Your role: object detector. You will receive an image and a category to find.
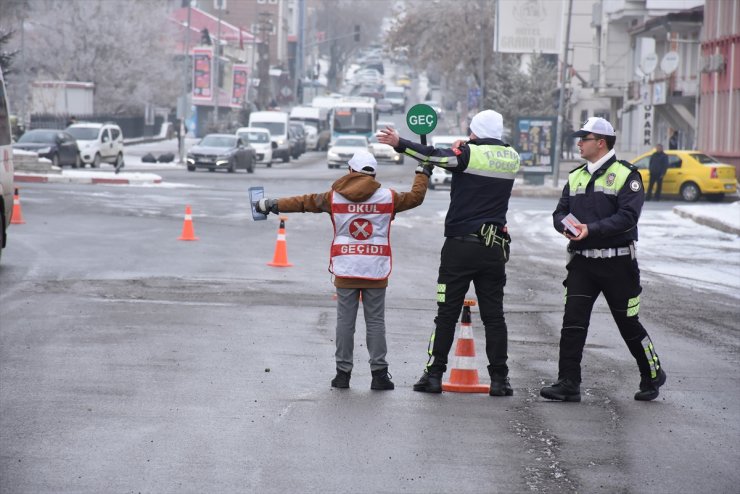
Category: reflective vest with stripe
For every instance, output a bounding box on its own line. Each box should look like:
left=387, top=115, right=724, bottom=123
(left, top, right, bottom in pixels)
left=466, top=144, right=521, bottom=179
left=329, top=188, right=393, bottom=280
left=568, top=160, right=632, bottom=197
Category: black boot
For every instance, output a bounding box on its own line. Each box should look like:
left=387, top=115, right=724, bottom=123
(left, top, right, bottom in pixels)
left=331, top=369, right=351, bottom=389
left=490, top=376, right=513, bottom=397
left=540, top=378, right=581, bottom=402
left=413, top=370, right=442, bottom=393
left=370, top=368, right=395, bottom=390
left=634, top=368, right=666, bottom=401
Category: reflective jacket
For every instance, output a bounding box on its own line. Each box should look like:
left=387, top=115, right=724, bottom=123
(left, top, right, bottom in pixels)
left=553, top=154, right=644, bottom=250
left=330, top=188, right=393, bottom=280
left=396, top=137, right=520, bottom=236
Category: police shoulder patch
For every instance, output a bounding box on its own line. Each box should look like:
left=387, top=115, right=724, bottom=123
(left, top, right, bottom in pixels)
left=629, top=179, right=641, bottom=192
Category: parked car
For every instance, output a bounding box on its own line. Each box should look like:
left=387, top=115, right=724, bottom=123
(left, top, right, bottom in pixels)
left=65, top=121, right=123, bottom=168
left=13, top=129, right=80, bottom=168
left=327, top=136, right=370, bottom=169
left=186, top=134, right=255, bottom=173
left=376, top=99, right=394, bottom=114
left=630, top=149, right=737, bottom=202
left=427, top=135, right=466, bottom=190
left=0, top=65, right=14, bottom=264
left=396, top=74, right=412, bottom=87
left=235, top=127, right=274, bottom=167
left=368, top=134, right=403, bottom=165
left=289, top=122, right=307, bottom=158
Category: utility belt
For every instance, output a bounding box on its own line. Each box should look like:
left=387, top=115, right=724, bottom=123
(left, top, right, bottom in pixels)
left=451, top=223, right=511, bottom=261
left=571, top=243, right=635, bottom=259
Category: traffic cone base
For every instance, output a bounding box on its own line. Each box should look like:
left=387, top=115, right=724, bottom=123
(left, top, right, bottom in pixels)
left=11, top=188, right=25, bottom=225
left=178, top=205, right=199, bottom=241
left=268, top=216, right=292, bottom=267
left=442, top=300, right=490, bottom=394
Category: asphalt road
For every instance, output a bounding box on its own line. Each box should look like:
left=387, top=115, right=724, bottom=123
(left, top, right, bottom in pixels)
left=1, top=139, right=738, bottom=493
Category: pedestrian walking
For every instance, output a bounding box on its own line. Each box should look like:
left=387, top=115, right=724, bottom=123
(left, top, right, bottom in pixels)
left=377, top=109, right=521, bottom=396
left=646, top=144, right=669, bottom=201
left=540, top=117, right=666, bottom=402
left=255, top=150, right=429, bottom=390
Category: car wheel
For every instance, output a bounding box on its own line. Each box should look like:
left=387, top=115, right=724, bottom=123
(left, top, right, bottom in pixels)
left=429, top=182, right=436, bottom=190
left=114, top=153, right=124, bottom=170
left=92, top=153, right=101, bottom=168
left=73, top=153, right=81, bottom=169
left=227, top=159, right=235, bottom=173
left=208, top=167, right=215, bottom=172
left=680, top=182, right=700, bottom=202
left=266, top=161, right=272, bottom=168
left=51, top=153, right=60, bottom=168
left=282, top=153, right=290, bottom=163
left=187, top=165, right=196, bottom=172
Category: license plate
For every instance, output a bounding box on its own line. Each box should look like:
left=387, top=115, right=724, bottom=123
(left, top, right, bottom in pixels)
left=725, top=184, right=734, bottom=190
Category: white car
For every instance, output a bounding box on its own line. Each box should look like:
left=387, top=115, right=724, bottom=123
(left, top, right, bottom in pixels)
left=0, top=66, right=13, bottom=264
left=428, top=135, right=466, bottom=190
left=66, top=121, right=124, bottom=168
left=327, top=136, right=371, bottom=169
left=236, top=127, right=273, bottom=167
left=368, top=134, right=403, bottom=165
left=302, top=123, right=319, bottom=151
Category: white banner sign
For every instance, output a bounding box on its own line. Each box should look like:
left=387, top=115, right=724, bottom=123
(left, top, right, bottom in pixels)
left=497, top=0, right=564, bottom=54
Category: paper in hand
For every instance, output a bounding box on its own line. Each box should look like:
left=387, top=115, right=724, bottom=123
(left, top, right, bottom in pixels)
left=561, top=213, right=581, bottom=236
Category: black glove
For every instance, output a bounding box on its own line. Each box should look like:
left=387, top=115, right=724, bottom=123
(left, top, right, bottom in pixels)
left=415, top=163, right=434, bottom=177
left=256, top=198, right=279, bottom=215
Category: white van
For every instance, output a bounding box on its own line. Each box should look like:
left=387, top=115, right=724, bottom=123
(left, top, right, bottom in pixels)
left=0, top=66, right=14, bottom=263
left=290, top=105, right=330, bottom=151
left=235, top=127, right=273, bottom=167
left=248, top=111, right=290, bottom=163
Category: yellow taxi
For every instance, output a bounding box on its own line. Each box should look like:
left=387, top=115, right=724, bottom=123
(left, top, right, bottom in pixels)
left=396, top=74, right=411, bottom=87
left=630, top=149, right=737, bottom=202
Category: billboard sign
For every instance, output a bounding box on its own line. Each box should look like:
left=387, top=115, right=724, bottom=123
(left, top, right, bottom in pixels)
left=515, top=117, right=556, bottom=174
left=497, top=0, right=563, bottom=54
left=232, top=64, right=249, bottom=107
left=192, top=47, right=213, bottom=102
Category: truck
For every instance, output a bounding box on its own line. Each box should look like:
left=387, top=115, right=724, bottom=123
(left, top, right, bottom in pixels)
left=248, top=111, right=291, bottom=163
left=290, top=106, right=330, bottom=151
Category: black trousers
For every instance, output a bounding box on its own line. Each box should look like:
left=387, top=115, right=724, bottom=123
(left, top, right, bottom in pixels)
left=428, top=237, right=509, bottom=376
left=558, top=254, right=661, bottom=383
left=646, top=174, right=664, bottom=200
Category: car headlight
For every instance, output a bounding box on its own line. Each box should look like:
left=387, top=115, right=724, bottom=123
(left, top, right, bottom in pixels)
left=37, top=147, right=51, bottom=154
left=327, top=151, right=338, bottom=160
left=277, top=139, right=284, bottom=146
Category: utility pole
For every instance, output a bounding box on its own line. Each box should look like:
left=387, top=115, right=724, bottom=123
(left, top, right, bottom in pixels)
left=552, top=0, right=574, bottom=187
left=256, top=12, right=273, bottom=110
left=292, top=0, right=305, bottom=106
left=179, top=3, right=192, bottom=163
left=212, top=3, right=223, bottom=129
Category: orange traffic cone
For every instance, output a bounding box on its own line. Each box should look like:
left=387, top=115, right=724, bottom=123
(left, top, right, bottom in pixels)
left=268, top=216, right=293, bottom=267
left=11, top=188, right=25, bottom=225
left=177, top=205, right=199, bottom=241
left=442, top=300, right=490, bottom=393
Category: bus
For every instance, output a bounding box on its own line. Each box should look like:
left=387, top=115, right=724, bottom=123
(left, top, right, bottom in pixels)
left=330, top=97, right=376, bottom=143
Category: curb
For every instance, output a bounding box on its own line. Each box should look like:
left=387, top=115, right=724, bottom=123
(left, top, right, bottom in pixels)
left=14, top=172, right=162, bottom=185
left=673, top=206, right=740, bottom=235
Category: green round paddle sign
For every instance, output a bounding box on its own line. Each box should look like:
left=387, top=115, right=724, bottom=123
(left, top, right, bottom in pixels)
left=406, top=103, right=438, bottom=135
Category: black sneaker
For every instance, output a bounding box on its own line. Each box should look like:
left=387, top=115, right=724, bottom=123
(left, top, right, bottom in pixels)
left=490, top=376, right=513, bottom=397
left=331, top=369, right=351, bottom=389
left=370, top=368, right=395, bottom=390
left=540, top=379, right=581, bottom=402
left=634, top=368, right=666, bottom=401
left=413, top=370, right=442, bottom=393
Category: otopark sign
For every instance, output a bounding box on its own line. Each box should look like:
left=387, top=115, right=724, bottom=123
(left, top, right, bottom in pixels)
left=406, top=104, right=438, bottom=141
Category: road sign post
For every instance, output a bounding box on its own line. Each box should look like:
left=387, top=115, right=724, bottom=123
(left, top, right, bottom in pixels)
left=406, top=103, right=437, bottom=145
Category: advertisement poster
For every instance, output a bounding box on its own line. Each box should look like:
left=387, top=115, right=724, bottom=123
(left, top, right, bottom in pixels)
left=515, top=117, right=556, bottom=173
left=231, top=64, right=249, bottom=107
left=496, top=0, right=563, bottom=54
left=192, top=47, right=213, bottom=102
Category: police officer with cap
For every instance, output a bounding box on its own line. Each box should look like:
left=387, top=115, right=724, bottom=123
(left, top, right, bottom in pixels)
left=378, top=109, right=520, bottom=397
left=540, top=117, right=667, bottom=402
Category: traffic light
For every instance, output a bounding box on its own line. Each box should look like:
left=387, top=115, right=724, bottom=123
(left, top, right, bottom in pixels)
left=354, top=25, right=360, bottom=42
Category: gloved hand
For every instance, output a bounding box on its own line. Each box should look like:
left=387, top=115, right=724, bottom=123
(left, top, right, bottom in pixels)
left=256, top=198, right=279, bottom=215
left=415, top=163, right=434, bottom=177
